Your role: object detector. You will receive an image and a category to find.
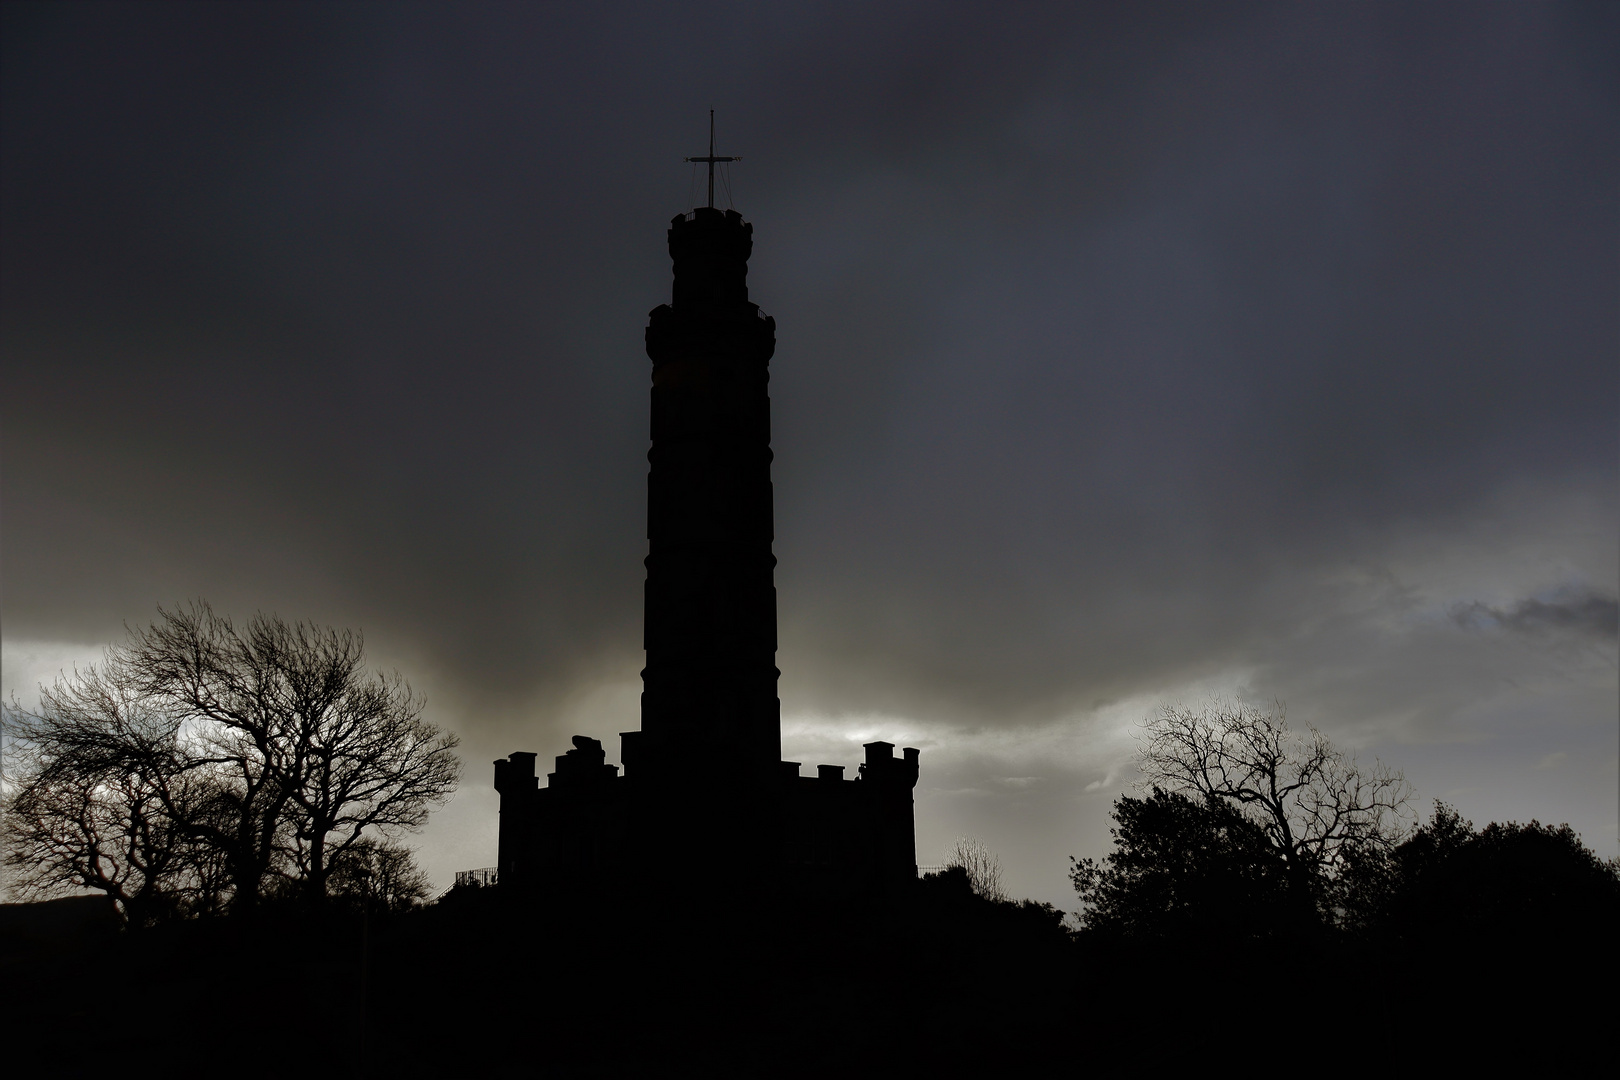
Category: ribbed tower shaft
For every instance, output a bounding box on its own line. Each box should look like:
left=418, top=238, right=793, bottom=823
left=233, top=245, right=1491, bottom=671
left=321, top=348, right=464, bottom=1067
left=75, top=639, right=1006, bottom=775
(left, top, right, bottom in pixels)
left=638, top=206, right=780, bottom=782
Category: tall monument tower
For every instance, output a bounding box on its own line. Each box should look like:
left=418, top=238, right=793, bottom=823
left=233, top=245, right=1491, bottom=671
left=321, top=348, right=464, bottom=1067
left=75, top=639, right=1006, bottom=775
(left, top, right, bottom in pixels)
left=489, top=124, right=918, bottom=900
left=628, top=206, right=781, bottom=783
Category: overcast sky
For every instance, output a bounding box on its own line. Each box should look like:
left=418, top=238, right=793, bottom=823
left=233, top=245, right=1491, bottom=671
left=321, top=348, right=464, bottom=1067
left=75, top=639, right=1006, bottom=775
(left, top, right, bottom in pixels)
left=4, top=1, right=1615, bottom=907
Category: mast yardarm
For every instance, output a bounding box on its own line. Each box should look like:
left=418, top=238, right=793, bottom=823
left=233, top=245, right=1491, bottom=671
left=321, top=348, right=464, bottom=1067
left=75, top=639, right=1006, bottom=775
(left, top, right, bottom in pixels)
left=684, top=109, right=739, bottom=210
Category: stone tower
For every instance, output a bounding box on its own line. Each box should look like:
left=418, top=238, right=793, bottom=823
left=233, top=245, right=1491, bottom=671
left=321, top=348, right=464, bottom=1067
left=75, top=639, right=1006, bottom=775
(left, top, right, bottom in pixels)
left=490, top=202, right=918, bottom=902
left=625, top=206, right=781, bottom=784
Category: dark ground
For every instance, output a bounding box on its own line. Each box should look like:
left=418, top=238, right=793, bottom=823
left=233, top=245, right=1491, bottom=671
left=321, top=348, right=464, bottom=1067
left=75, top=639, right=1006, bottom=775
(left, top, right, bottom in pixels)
left=2, top=877, right=1610, bottom=1076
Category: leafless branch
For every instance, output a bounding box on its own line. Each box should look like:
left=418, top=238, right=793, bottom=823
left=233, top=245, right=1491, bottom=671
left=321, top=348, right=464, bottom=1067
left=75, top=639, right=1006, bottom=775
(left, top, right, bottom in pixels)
left=3, top=601, right=461, bottom=918
left=1136, top=701, right=1414, bottom=906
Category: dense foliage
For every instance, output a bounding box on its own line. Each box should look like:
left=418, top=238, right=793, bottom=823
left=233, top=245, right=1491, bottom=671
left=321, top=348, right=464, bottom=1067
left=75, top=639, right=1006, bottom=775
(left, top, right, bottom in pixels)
left=1137, top=702, right=1411, bottom=912
left=1070, top=788, right=1297, bottom=940
left=1337, top=802, right=1620, bottom=951
left=1074, top=791, right=1620, bottom=952
left=1073, top=703, right=1617, bottom=953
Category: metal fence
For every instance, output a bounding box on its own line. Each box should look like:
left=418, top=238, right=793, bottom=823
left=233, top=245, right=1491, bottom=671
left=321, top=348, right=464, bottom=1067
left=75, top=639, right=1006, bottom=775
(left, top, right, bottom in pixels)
left=454, top=867, right=498, bottom=888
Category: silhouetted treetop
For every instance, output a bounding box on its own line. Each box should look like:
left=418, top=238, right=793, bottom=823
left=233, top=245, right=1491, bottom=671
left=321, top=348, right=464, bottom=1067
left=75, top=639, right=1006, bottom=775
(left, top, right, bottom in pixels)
left=1339, top=801, right=1620, bottom=951
left=1136, top=701, right=1412, bottom=921
left=1071, top=788, right=1293, bottom=941
left=3, top=602, right=458, bottom=921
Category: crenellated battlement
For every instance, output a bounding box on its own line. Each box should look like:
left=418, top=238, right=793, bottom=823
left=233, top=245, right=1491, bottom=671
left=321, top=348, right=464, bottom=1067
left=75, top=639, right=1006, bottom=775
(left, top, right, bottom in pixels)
left=646, top=205, right=775, bottom=372
left=549, top=735, right=620, bottom=789
left=665, top=206, right=755, bottom=313
left=858, top=741, right=922, bottom=790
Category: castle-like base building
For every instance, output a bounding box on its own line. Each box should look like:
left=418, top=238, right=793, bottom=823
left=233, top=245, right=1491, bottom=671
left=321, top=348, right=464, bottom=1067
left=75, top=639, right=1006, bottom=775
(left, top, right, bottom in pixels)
left=493, top=206, right=918, bottom=900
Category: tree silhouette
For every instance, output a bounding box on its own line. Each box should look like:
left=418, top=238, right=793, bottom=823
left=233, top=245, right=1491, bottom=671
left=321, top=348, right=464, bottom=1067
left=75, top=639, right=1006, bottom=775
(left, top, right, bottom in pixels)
left=1137, top=701, right=1412, bottom=923
left=946, top=837, right=1007, bottom=903
left=1340, top=801, right=1620, bottom=953
left=1070, top=788, right=1293, bottom=941
left=4, top=602, right=458, bottom=917
left=325, top=836, right=433, bottom=914
left=124, top=602, right=460, bottom=910
left=3, top=665, right=219, bottom=924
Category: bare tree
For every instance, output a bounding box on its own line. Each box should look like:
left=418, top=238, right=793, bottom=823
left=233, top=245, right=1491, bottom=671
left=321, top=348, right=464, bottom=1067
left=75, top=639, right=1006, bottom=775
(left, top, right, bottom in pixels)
left=326, top=836, right=433, bottom=914
left=118, top=604, right=304, bottom=910
left=126, top=602, right=462, bottom=910
left=946, top=836, right=1007, bottom=903
left=2, top=665, right=218, bottom=925
left=1137, top=701, right=1413, bottom=919
left=282, top=669, right=458, bottom=906
left=4, top=602, right=461, bottom=917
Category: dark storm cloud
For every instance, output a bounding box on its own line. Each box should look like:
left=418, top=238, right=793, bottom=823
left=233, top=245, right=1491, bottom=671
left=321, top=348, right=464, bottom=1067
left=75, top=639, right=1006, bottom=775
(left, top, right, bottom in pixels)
left=764, top=2, right=1619, bottom=722
left=4, top=0, right=1616, bottom=751
left=1453, top=590, right=1620, bottom=640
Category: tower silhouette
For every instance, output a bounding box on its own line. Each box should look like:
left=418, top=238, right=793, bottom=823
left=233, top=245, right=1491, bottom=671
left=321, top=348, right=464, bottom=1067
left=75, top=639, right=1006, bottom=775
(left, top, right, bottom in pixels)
left=492, top=162, right=918, bottom=901
left=630, top=207, right=781, bottom=783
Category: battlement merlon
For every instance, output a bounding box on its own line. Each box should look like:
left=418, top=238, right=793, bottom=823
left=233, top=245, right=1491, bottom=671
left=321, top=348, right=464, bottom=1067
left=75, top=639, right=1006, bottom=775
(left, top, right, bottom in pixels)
left=857, top=742, right=921, bottom=789
left=549, top=735, right=621, bottom=789
left=492, top=752, right=539, bottom=888
left=493, top=752, right=538, bottom=796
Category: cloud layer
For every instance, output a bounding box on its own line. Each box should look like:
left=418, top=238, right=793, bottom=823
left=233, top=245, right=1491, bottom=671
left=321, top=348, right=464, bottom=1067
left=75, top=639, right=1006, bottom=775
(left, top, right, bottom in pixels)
left=4, top=2, right=1615, bottom=902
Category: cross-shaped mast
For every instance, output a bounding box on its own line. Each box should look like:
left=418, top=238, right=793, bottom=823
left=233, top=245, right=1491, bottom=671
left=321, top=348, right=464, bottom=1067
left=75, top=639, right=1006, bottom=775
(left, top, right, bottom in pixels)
left=684, top=109, right=739, bottom=210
